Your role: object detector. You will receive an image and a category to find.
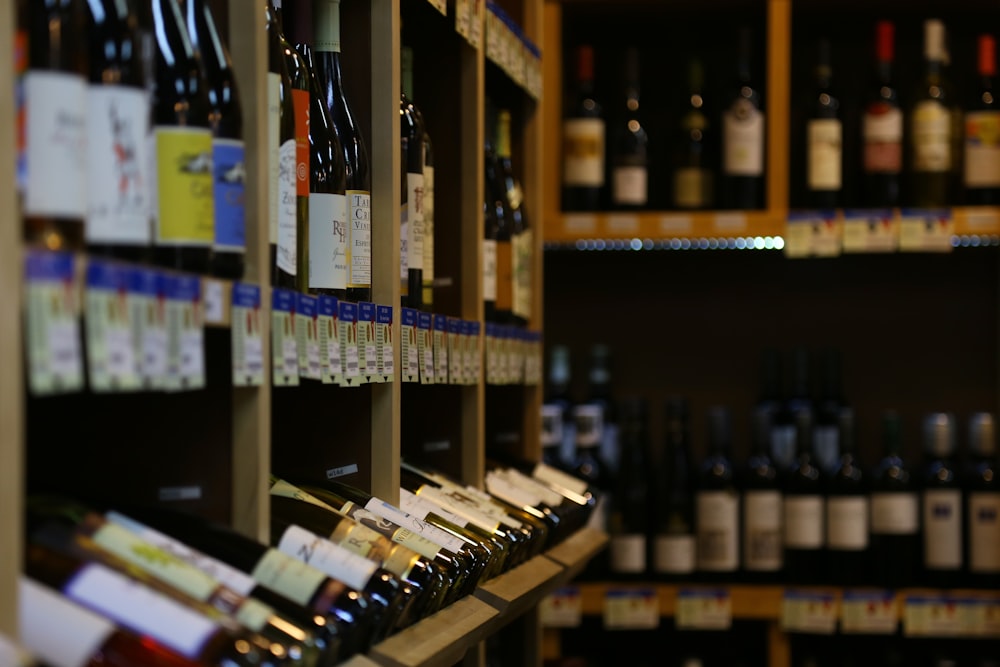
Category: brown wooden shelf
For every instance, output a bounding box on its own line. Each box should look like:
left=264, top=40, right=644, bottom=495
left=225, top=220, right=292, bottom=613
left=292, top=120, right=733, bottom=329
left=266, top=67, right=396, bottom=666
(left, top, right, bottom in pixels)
left=545, top=527, right=609, bottom=584
left=474, top=552, right=566, bottom=616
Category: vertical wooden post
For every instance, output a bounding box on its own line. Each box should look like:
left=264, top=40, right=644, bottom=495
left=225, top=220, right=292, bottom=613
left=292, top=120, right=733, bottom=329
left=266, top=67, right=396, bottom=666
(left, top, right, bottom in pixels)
left=767, top=0, right=791, bottom=216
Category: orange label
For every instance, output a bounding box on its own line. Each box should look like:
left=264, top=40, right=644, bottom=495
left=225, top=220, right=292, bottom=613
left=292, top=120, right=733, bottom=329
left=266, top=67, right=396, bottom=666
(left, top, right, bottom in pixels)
left=292, top=89, right=310, bottom=197
left=496, top=240, right=513, bottom=311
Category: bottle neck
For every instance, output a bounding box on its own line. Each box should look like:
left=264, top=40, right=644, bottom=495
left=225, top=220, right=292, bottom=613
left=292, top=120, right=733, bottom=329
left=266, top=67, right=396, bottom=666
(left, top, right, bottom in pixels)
left=496, top=114, right=512, bottom=159
left=315, top=0, right=342, bottom=54
left=875, top=59, right=892, bottom=84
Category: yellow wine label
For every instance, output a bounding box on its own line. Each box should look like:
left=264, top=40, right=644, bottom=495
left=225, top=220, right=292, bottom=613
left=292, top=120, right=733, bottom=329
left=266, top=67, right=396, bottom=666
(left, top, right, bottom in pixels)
left=153, top=127, right=214, bottom=245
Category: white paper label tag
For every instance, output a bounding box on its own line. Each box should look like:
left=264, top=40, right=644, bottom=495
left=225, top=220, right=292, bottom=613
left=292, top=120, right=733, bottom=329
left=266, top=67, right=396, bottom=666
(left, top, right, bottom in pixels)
left=338, top=301, right=360, bottom=387
left=841, top=590, right=898, bottom=634
left=85, top=259, right=139, bottom=392
left=24, top=251, right=84, bottom=395
left=271, top=288, right=299, bottom=387
left=231, top=283, right=263, bottom=386
left=126, top=267, right=166, bottom=390
left=164, top=275, right=204, bottom=392
left=603, top=589, right=659, bottom=630
left=202, top=279, right=225, bottom=325
left=418, top=311, right=434, bottom=384
left=540, top=587, right=582, bottom=628
left=899, top=208, right=954, bottom=253
left=904, top=595, right=968, bottom=637
left=842, top=209, right=899, bottom=253
left=401, top=307, right=419, bottom=383
left=375, top=304, right=394, bottom=382
left=326, top=464, right=359, bottom=480
left=296, top=294, right=321, bottom=381
left=355, top=302, right=377, bottom=384
left=782, top=590, right=839, bottom=634
left=433, top=314, right=449, bottom=384
left=677, top=588, right=732, bottom=630
left=318, top=296, right=341, bottom=385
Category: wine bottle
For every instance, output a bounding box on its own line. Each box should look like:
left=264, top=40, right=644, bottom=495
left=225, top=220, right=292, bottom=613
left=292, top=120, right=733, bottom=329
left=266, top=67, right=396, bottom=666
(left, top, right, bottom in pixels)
left=674, top=58, right=713, bottom=210
left=287, top=0, right=348, bottom=298
left=314, top=0, right=370, bottom=303
left=484, top=458, right=592, bottom=539
left=862, top=20, right=902, bottom=207
left=772, top=346, right=813, bottom=471
left=741, top=406, right=783, bottom=581
left=813, top=348, right=845, bottom=476
left=400, top=46, right=424, bottom=310
left=21, top=0, right=88, bottom=251
left=585, top=344, right=618, bottom=462
left=783, top=407, right=825, bottom=585
left=911, top=19, right=953, bottom=208
left=271, top=0, right=310, bottom=291
left=921, top=412, right=963, bottom=588
left=83, top=0, right=151, bottom=262
left=869, top=411, right=919, bottom=589
left=562, top=45, right=605, bottom=211
left=487, top=130, right=513, bottom=323
left=496, top=109, right=531, bottom=326
left=572, top=403, right=612, bottom=578
left=266, top=1, right=297, bottom=289
left=483, top=151, right=499, bottom=322
left=695, top=406, right=740, bottom=580
left=964, top=35, right=1000, bottom=204
left=806, top=38, right=842, bottom=210
left=825, top=408, right=869, bottom=586
left=149, top=0, right=214, bottom=273
left=966, top=412, right=1000, bottom=588
left=611, top=47, right=648, bottom=209
left=186, top=0, right=245, bottom=279
left=606, top=398, right=651, bottom=578
left=422, top=131, right=435, bottom=309
left=654, top=398, right=696, bottom=581
left=722, top=27, right=764, bottom=210
left=19, top=576, right=203, bottom=667
left=542, top=345, right=574, bottom=470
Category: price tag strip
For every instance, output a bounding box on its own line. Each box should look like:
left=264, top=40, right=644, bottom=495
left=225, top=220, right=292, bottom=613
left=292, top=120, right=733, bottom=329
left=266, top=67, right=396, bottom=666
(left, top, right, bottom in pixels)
left=840, top=590, right=897, bottom=634
left=447, top=317, right=463, bottom=385
left=417, top=311, right=434, bottom=384
left=231, top=283, right=263, bottom=387
left=375, top=305, right=393, bottom=383
left=785, top=211, right=841, bottom=259
left=295, top=294, right=321, bottom=381
left=904, top=594, right=996, bottom=637
left=842, top=209, right=899, bottom=253
left=485, top=322, right=498, bottom=385
left=318, top=296, right=341, bottom=385
left=540, top=586, right=582, bottom=629
left=24, top=250, right=83, bottom=395
left=401, top=308, right=419, bottom=383
left=85, top=259, right=138, bottom=392
left=128, top=267, right=166, bottom=390
left=676, top=588, right=732, bottom=631
left=337, top=301, right=360, bottom=387
left=467, top=321, right=481, bottom=385
left=433, top=314, right=449, bottom=384
left=603, top=588, right=659, bottom=630
left=781, top=589, right=838, bottom=634
left=164, top=274, right=204, bottom=392
left=271, top=288, right=299, bottom=387
left=357, top=302, right=377, bottom=385
left=899, top=208, right=954, bottom=253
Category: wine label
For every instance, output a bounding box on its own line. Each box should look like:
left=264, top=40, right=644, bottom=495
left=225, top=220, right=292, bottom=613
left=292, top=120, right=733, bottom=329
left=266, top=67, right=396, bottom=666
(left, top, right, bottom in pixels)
left=423, top=165, right=435, bottom=283
left=923, top=489, right=962, bottom=569
left=485, top=472, right=540, bottom=508
left=399, top=488, right=473, bottom=530
left=415, top=485, right=503, bottom=534
left=826, top=496, right=869, bottom=550
left=366, top=497, right=467, bottom=554
left=433, top=314, right=449, bottom=384
left=64, top=563, right=217, bottom=660
left=295, top=294, right=321, bottom=381
left=964, top=111, right=1000, bottom=187
left=610, top=534, right=646, bottom=573
left=20, top=577, right=115, bottom=667
left=673, top=167, right=712, bottom=209
left=562, top=118, right=605, bottom=186
left=482, top=238, right=498, bottom=302
left=498, top=468, right=567, bottom=507
left=863, top=105, right=903, bottom=173
left=743, top=490, right=782, bottom=571
left=723, top=100, right=764, bottom=176
left=515, top=229, right=533, bottom=321
left=293, top=89, right=310, bottom=197
left=212, top=138, right=246, bottom=253
left=277, top=524, right=378, bottom=591
left=346, top=190, right=372, bottom=288
left=783, top=495, right=824, bottom=548
left=533, top=462, right=589, bottom=496
left=969, top=492, right=1000, bottom=572
left=696, top=491, right=739, bottom=571
left=612, top=166, right=647, bottom=206
left=341, top=500, right=442, bottom=560
left=496, top=240, right=513, bottom=312
left=408, top=171, right=425, bottom=270
left=277, top=138, right=298, bottom=275
left=399, top=201, right=409, bottom=282
left=871, top=492, right=919, bottom=534
left=308, top=192, right=348, bottom=291
left=912, top=101, right=952, bottom=172
left=271, top=477, right=338, bottom=510
left=251, top=548, right=330, bottom=607
left=267, top=72, right=281, bottom=245
left=271, top=289, right=299, bottom=386
left=807, top=119, right=842, bottom=191
left=653, top=534, right=696, bottom=574
left=329, top=519, right=414, bottom=578
left=376, top=304, right=394, bottom=382
left=24, top=71, right=87, bottom=219
left=318, top=295, right=341, bottom=385
left=86, top=85, right=151, bottom=245
left=152, top=126, right=214, bottom=245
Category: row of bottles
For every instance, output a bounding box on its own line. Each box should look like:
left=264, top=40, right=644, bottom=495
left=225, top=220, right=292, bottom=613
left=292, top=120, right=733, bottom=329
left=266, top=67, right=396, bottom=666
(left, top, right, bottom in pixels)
left=14, top=458, right=599, bottom=667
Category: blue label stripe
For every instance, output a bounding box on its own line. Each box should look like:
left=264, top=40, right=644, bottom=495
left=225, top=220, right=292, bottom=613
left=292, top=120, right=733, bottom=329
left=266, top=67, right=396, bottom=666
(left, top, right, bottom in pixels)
left=25, top=250, right=75, bottom=282
left=376, top=305, right=393, bottom=324
left=232, top=283, right=260, bottom=309
left=318, top=295, right=338, bottom=317
left=358, top=302, right=375, bottom=322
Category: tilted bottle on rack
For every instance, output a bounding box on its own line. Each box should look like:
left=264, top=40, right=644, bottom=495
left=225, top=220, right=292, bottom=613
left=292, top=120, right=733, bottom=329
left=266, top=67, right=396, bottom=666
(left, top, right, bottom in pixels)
left=695, top=406, right=740, bottom=581
left=562, top=44, right=605, bottom=212
left=611, top=47, right=648, bottom=210
left=862, top=20, right=902, bottom=208
left=921, top=412, right=963, bottom=588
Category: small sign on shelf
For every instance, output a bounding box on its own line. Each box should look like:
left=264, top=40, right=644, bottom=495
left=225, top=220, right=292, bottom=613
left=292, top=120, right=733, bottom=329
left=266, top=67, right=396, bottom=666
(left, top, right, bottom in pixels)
left=781, top=589, right=839, bottom=634
left=677, top=588, right=732, bottom=630
left=603, top=588, right=659, bottom=630
left=231, top=283, right=263, bottom=387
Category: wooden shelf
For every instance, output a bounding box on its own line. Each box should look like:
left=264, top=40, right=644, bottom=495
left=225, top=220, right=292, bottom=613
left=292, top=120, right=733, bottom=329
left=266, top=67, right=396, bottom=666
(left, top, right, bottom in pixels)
left=544, top=211, right=785, bottom=244
left=474, top=553, right=565, bottom=615
left=544, top=527, right=609, bottom=584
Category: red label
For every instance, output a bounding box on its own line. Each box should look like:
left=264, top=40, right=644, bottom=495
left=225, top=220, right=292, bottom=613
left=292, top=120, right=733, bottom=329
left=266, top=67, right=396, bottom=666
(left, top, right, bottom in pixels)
left=864, top=142, right=901, bottom=173
left=292, top=89, right=310, bottom=197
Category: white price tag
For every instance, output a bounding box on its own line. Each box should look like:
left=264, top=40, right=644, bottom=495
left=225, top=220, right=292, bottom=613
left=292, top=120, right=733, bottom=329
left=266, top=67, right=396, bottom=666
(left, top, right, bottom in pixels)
left=782, top=590, right=839, bottom=634
left=337, top=301, right=359, bottom=387
left=842, top=210, right=898, bottom=253
left=271, top=289, right=299, bottom=387
left=318, top=296, right=341, bottom=385
left=85, top=260, right=139, bottom=392
left=24, top=251, right=83, bottom=395
left=841, top=590, right=898, bottom=634
left=899, top=209, right=954, bottom=253
left=676, top=588, right=732, bottom=630
left=541, top=587, right=582, bottom=628
left=164, top=275, right=204, bottom=392
left=231, top=283, right=263, bottom=386
left=202, top=279, right=225, bottom=325
left=603, top=589, right=659, bottom=630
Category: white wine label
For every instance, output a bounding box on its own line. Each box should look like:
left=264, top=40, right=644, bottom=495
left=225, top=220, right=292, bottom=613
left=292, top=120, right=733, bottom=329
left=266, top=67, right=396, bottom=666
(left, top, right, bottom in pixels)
left=964, top=111, right=1000, bottom=187
left=871, top=492, right=919, bottom=534
left=85, top=260, right=139, bottom=392
left=346, top=191, right=371, bottom=288
left=295, top=294, right=321, bottom=381
left=276, top=524, right=378, bottom=591
left=695, top=491, right=739, bottom=571
left=251, top=549, right=328, bottom=607
left=423, top=165, right=435, bottom=282
left=24, top=251, right=84, bottom=395
left=400, top=308, right=419, bottom=383
left=863, top=106, right=903, bottom=173
left=482, top=238, right=497, bottom=302
left=267, top=72, right=280, bottom=245
left=807, top=119, right=842, bottom=191
left=723, top=101, right=764, bottom=176
left=922, top=489, right=962, bottom=569
left=399, top=488, right=471, bottom=529
left=610, top=534, right=646, bottom=573
left=25, top=71, right=87, bottom=219
left=318, top=295, right=342, bottom=385
left=485, top=472, right=541, bottom=507
left=337, top=301, right=359, bottom=386
left=969, top=492, right=1000, bottom=572
left=365, top=497, right=467, bottom=554
left=673, top=167, right=712, bottom=208
left=277, top=138, right=298, bottom=275
left=106, top=511, right=257, bottom=595
left=416, top=485, right=504, bottom=533
left=340, top=499, right=443, bottom=560
left=533, top=462, right=589, bottom=496
left=231, top=283, right=264, bottom=387
left=64, top=563, right=217, bottom=659
left=912, top=101, right=952, bottom=172
left=826, top=496, right=869, bottom=550
left=308, top=192, right=348, bottom=291
left=743, top=490, right=783, bottom=571
left=376, top=305, right=394, bottom=382
left=563, top=118, right=605, bottom=187
left=433, top=314, right=449, bottom=384
left=654, top=534, right=695, bottom=574
left=612, top=166, right=647, bottom=206
left=783, top=495, right=824, bottom=548
left=86, top=85, right=151, bottom=245
left=20, top=577, right=115, bottom=667
left=271, top=288, right=299, bottom=386
left=407, top=171, right=425, bottom=270
left=233, top=598, right=273, bottom=634
left=499, top=468, right=567, bottom=507
left=677, top=588, right=732, bottom=630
